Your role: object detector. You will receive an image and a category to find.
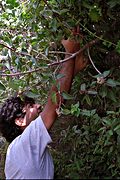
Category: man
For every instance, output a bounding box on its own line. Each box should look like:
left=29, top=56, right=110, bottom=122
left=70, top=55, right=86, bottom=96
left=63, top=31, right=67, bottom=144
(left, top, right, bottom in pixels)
left=0, top=37, right=87, bottom=179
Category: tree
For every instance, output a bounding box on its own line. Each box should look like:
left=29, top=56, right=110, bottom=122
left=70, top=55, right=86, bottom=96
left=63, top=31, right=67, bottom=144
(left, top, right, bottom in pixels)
left=0, top=0, right=120, bottom=178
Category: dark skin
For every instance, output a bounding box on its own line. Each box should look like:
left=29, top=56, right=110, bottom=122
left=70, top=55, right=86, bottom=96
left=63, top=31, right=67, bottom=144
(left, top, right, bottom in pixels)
left=41, top=38, right=87, bottom=130
left=15, top=37, right=87, bottom=131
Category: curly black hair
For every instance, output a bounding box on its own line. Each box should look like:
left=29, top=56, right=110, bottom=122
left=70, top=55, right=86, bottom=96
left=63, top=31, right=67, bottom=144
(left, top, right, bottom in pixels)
left=0, top=96, right=35, bottom=143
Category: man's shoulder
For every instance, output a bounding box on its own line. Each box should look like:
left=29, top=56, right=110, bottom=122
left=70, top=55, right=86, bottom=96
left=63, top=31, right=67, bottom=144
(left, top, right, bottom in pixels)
left=8, top=135, right=21, bottom=149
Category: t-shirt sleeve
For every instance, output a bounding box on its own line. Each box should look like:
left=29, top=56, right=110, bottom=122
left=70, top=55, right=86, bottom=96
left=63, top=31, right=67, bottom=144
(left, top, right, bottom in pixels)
left=18, top=115, right=52, bottom=164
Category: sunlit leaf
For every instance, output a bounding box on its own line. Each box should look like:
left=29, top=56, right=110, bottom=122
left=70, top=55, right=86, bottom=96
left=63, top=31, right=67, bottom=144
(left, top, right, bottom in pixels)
left=6, top=0, right=19, bottom=8
left=87, top=90, right=97, bottom=95
left=51, top=91, right=57, bottom=104
left=80, top=83, right=86, bottom=91
left=62, top=92, right=73, bottom=100
left=56, top=74, right=65, bottom=80
left=61, top=108, right=70, bottom=115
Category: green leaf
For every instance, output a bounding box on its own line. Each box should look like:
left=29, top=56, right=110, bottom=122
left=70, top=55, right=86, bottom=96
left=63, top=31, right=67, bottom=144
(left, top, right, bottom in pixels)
left=106, top=79, right=120, bottom=87
left=114, top=124, right=120, bottom=132
left=81, top=109, right=91, bottom=117
left=56, top=82, right=60, bottom=92
left=62, top=108, right=70, bottom=115
left=82, top=1, right=91, bottom=9
left=50, top=19, right=57, bottom=32
left=106, top=111, right=115, bottom=115
left=71, top=102, right=80, bottom=109
left=62, top=92, right=73, bottom=100
left=31, top=56, right=38, bottom=66
left=108, top=90, right=117, bottom=102
left=60, top=9, right=69, bottom=15
left=0, top=81, right=6, bottom=91
left=80, top=83, right=86, bottom=91
left=103, top=70, right=110, bottom=78
left=103, top=119, right=111, bottom=126
left=51, top=92, right=57, bottom=103
left=116, top=40, right=120, bottom=54
left=107, top=0, right=120, bottom=8
left=8, top=81, right=19, bottom=90
left=108, top=129, right=113, bottom=136
left=6, top=0, right=19, bottom=8
left=99, top=85, right=108, bottom=98
left=92, top=73, right=103, bottom=79
left=116, top=129, right=120, bottom=136
left=84, top=95, right=91, bottom=106
left=45, top=47, right=49, bottom=56
left=15, top=57, right=22, bottom=68
left=89, top=6, right=101, bottom=22
left=56, top=73, right=65, bottom=79
left=87, top=90, right=97, bottom=95
left=117, top=135, right=120, bottom=145
left=98, top=127, right=106, bottom=132
left=71, top=103, right=80, bottom=117
left=25, top=91, right=40, bottom=98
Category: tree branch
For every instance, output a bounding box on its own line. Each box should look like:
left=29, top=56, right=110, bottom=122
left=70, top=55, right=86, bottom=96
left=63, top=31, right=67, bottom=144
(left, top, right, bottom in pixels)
left=0, top=41, right=31, bottom=57
left=0, top=67, right=43, bottom=77
left=0, top=39, right=98, bottom=77
left=48, top=38, right=99, bottom=66
left=0, top=41, right=72, bottom=59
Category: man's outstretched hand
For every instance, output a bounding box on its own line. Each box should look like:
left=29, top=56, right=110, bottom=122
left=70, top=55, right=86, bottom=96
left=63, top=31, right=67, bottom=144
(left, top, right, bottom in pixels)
left=61, top=39, right=80, bottom=53
left=61, top=38, right=88, bottom=75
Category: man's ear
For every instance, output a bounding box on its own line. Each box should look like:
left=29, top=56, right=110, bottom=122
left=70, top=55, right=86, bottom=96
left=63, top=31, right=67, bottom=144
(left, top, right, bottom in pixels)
left=15, top=118, right=26, bottom=127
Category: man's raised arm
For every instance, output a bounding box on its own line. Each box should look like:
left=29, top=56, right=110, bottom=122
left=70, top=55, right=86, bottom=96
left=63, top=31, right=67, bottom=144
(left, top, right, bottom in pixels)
left=41, top=39, right=79, bottom=130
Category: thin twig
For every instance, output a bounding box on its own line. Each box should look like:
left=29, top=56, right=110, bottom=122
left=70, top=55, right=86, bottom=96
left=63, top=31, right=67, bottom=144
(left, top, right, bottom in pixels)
left=0, top=67, right=43, bottom=77
left=87, top=48, right=102, bottom=74
left=79, top=22, right=116, bottom=47
left=0, top=3, right=5, bottom=12
left=0, top=42, right=15, bottom=51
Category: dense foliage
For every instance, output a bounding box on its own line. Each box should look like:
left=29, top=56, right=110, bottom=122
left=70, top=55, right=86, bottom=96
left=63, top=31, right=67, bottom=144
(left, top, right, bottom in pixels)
left=0, top=0, right=120, bottom=178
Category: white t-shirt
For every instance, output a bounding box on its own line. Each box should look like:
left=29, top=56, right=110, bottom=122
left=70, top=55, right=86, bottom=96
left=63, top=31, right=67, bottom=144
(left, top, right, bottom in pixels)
left=5, top=116, right=54, bottom=179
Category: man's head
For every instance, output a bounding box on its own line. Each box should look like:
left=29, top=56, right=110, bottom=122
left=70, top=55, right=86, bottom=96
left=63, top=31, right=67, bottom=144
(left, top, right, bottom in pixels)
left=0, top=96, right=41, bottom=143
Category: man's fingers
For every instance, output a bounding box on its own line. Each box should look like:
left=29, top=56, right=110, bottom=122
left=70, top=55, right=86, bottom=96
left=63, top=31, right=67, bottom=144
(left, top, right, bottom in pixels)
left=61, top=39, right=80, bottom=53
left=75, top=53, right=88, bottom=71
